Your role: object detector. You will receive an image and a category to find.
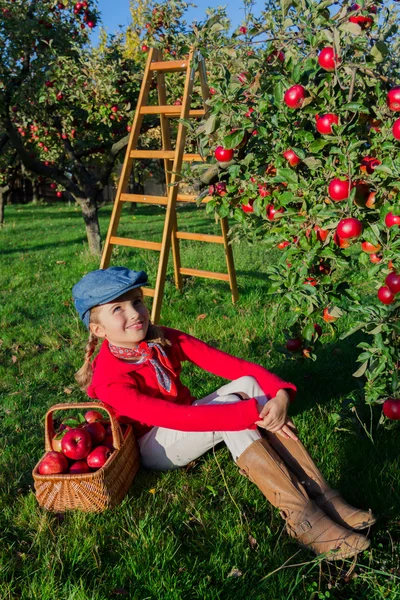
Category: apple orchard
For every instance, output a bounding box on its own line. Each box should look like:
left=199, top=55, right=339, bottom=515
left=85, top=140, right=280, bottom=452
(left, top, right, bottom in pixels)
left=1, top=0, right=400, bottom=418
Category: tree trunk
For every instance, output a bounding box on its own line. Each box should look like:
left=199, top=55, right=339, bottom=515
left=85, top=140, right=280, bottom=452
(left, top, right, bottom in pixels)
left=32, top=179, right=40, bottom=204
left=0, top=188, right=6, bottom=226
left=76, top=197, right=102, bottom=256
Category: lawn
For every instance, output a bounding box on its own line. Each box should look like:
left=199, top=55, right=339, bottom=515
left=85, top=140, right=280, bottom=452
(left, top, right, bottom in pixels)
left=0, top=202, right=400, bottom=600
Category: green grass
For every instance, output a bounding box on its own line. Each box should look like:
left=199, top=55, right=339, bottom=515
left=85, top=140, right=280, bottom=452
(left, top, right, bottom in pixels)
left=1, top=202, right=400, bottom=600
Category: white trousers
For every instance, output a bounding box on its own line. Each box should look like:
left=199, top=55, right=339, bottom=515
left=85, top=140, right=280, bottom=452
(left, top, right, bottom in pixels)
left=138, top=376, right=269, bottom=471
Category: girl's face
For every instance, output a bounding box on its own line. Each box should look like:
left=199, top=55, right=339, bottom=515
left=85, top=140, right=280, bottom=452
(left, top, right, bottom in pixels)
left=89, top=288, right=149, bottom=348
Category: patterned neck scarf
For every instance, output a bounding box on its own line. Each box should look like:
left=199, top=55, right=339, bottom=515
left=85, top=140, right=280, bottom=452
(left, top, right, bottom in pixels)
left=108, top=340, right=177, bottom=396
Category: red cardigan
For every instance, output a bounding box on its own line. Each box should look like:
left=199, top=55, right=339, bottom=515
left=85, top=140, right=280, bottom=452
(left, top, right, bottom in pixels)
left=87, top=327, right=297, bottom=438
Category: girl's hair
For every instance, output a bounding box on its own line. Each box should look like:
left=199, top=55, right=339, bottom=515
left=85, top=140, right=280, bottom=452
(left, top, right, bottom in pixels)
left=75, top=290, right=170, bottom=391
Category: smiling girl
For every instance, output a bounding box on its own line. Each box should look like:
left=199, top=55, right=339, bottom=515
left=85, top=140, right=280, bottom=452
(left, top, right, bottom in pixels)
left=72, top=266, right=375, bottom=560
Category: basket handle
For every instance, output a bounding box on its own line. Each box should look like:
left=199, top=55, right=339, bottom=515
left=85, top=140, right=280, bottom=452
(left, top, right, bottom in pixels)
left=44, top=402, right=124, bottom=452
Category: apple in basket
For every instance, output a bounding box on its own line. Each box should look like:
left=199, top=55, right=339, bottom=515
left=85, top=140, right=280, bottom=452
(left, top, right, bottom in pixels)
left=38, top=451, right=69, bottom=475
left=103, top=435, right=114, bottom=450
left=83, top=421, right=106, bottom=445
left=87, top=446, right=112, bottom=470
left=84, top=410, right=104, bottom=423
left=68, top=460, right=91, bottom=474
left=52, top=429, right=69, bottom=452
left=61, top=427, right=92, bottom=460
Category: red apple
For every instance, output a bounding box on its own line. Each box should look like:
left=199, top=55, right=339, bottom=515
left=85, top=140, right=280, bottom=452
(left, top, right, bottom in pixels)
left=141, top=44, right=149, bottom=52
left=336, top=218, right=362, bottom=240
left=383, top=398, right=400, bottom=420
left=316, top=113, right=339, bottom=135
left=68, top=460, right=90, bottom=474
left=369, top=253, right=382, bottom=264
left=318, top=47, right=339, bottom=72
left=283, top=149, right=301, bottom=166
left=392, top=119, right=400, bottom=140
left=56, top=191, right=63, bottom=198
left=258, top=184, right=270, bottom=198
left=284, top=85, right=306, bottom=109
left=377, top=286, right=395, bottom=305
left=209, top=87, right=216, bottom=95
left=333, top=231, right=351, bottom=248
left=52, top=430, right=68, bottom=452
left=387, top=88, right=400, bottom=112
left=87, top=446, right=112, bottom=469
left=361, top=241, right=381, bottom=254
left=239, top=26, right=247, bottom=34
left=277, top=240, right=290, bottom=249
left=304, top=277, right=317, bottom=286
left=241, top=199, right=254, bottom=213
left=385, top=212, right=400, bottom=228
left=84, top=409, right=104, bottom=423
left=61, top=427, right=92, bottom=460
left=103, top=435, right=114, bottom=450
left=83, top=421, right=106, bottom=445
left=238, top=72, right=248, bottom=84
left=314, top=225, right=329, bottom=242
left=360, top=156, right=381, bottom=174
left=323, top=307, right=338, bottom=323
left=266, top=204, right=285, bottom=221
left=38, top=451, right=69, bottom=475
left=214, top=146, right=234, bottom=162
left=267, top=50, right=285, bottom=63
left=313, top=323, right=323, bottom=337
left=385, top=272, right=400, bottom=295
left=286, top=338, right=302, bottom=352
left=328, top=178, right=350, bottom=202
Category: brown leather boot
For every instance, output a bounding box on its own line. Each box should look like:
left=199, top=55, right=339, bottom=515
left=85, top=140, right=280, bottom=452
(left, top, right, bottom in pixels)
left=264, top=432, right=376, bottom=531
left=237, top=438, right=370, bottom=560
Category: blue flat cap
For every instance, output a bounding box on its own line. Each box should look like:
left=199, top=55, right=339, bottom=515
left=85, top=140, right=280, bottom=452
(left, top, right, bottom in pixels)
left=72, top=266, right=148, bottom=328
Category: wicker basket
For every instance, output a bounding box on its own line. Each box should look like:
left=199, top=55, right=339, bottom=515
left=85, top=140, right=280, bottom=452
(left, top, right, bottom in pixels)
left=32, top=401, right=140, bottom=513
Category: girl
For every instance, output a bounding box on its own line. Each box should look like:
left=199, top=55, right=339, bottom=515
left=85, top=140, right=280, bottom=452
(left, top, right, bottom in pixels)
left=72, top=266, right=375, bottom=560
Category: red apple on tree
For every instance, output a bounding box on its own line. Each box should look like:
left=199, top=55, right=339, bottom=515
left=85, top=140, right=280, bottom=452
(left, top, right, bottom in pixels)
left=283, top=149, right=301, bottom=166
left=277, top=240, right=290, bottom=249
left=314, top=225, right=329, bottom=242
left=328, top=178, right=350, bottom=202
left=369, top=253, right=382, bottom=264
left=61, top=427, right=92, bottom=460
left=385, top=272, right=400, bottom=295
left=336, top=218, right=362, bottom=240
left=241, top=199, right=254, bottom=213
left=377, top=286, right=395, bottom=305
left=286, top=338, right=302, bottom=352
left=383, top=398, right=400, bottom=420
left=87, top=445, right=112, bottom=469
left=214, top=146, right=234, bottom=162
left=38, top=451, right=69, bottom=475
left=387, top=88, right=400, bottom=112
left=360, top=156, right=381, bottom=174
left=333, top=231, right=351, bottom=248
left=318, top=47, right=339, bottom=72
left=385, top=212, right=400, bottom=228
left=323, top=307, right=338, bottom=323
left=316, top=113, right=339, bottom=135
left=392, top=119, right=400, bottom=140
left=361, top=241, right=381, bottom=254
left=266, top=204, right=285, bottom=221
left=284, top=85, right=306, bottom=109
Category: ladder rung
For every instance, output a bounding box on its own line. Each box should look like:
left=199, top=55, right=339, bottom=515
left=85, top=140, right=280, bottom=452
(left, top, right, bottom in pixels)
left=179, top=268, right=230, bottom=282
left=130, top=150, right=204, bottom=162
left=142, top=287, right=155, bottom=297
left=176, top=232, right=224, bottom=244
left=140, top=106, right=205, bottom=118
left=110, top=236, right=162, bottom=251
left=120, top=193, right=212, bottom=205
left=150, top=60, right=189, bottom=73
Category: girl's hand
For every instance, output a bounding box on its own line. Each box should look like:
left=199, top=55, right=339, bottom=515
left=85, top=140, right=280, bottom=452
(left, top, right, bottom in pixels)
left=255, top=390, right=297, bottom=440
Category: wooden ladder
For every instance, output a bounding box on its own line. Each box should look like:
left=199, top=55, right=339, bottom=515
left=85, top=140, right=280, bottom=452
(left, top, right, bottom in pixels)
left=100, top=47, right=238, bottom=324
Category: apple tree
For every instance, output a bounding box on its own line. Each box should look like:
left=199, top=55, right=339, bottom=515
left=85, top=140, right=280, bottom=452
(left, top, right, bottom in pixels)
left=147, top=0, right=400, bottom=415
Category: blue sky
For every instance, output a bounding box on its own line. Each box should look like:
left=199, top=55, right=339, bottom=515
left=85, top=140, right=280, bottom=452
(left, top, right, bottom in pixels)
left=94, top=0, right=265, bottom=43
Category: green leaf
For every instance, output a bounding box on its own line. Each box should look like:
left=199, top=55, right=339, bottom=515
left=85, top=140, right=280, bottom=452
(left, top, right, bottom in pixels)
left=309, top=139, right=329, bottom=153
left=281, top=0, right=293, bottom=18
left=340, top=322, right=368, bottom=339
left=273, top=81, right=284, bottom=105
left=374, top=164, right=394, bottom=176
left=353, top=360, right=369, bottom=378
left=275, top=168, right=298, bottom=185
left=340, top=22, right=362, bottom=35
left=302, top=157, right=322, bottom=170
left=370, top=42, right=389, bottom=63
left=223, top=129, right=245, bottom=150
left=205, top=114, right=219, bottom=135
